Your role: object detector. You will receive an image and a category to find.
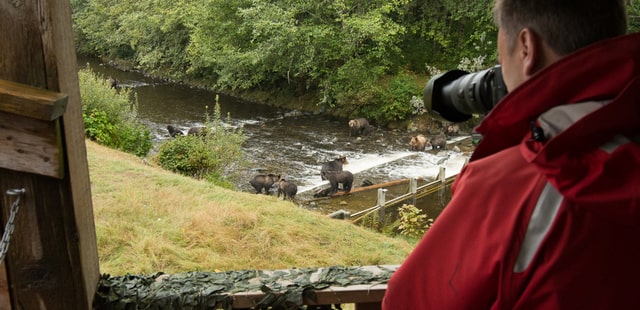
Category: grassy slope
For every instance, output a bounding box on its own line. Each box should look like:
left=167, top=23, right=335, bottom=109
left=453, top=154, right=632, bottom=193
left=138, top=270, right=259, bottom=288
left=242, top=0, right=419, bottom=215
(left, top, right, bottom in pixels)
left=87, top=140, right=414, bottom=275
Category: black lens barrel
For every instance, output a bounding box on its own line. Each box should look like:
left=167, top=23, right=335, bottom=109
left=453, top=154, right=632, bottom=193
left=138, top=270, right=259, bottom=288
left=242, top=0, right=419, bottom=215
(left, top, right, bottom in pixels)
left=423, top=65, right=507, bottom=122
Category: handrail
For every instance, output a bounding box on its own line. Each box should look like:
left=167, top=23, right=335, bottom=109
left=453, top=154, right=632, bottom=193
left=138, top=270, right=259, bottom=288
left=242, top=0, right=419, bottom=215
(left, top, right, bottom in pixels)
left=350, top=166, right=461, bottom=223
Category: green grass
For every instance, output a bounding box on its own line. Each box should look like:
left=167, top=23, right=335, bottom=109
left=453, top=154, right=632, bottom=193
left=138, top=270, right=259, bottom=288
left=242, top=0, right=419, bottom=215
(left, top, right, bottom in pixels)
left=87, top=140, right=414, bottom=275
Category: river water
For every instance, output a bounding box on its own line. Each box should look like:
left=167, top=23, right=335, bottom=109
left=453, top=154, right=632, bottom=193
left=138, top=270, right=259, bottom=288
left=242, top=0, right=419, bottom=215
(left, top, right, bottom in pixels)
left=78, top=57, right=470, bottom=218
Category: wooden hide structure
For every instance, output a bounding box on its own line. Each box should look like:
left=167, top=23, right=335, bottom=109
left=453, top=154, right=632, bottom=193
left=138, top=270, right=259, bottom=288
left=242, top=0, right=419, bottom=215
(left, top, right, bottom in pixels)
left=0, top=1, right=99, bottom=309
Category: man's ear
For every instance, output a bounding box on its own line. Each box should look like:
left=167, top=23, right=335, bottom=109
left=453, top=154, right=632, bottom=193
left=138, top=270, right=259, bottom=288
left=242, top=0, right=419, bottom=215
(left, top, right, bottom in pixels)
left=517, top=28, right=542, bottom=77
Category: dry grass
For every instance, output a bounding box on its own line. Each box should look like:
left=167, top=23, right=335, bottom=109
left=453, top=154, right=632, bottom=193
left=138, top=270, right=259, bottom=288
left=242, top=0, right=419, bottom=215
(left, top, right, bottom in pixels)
left=87, top=140, right=413, bottom=275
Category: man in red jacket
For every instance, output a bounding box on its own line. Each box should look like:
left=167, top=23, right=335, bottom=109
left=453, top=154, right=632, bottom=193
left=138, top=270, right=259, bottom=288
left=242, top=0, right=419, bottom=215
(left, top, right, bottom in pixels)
left=383, top=0, right=640, bottom=309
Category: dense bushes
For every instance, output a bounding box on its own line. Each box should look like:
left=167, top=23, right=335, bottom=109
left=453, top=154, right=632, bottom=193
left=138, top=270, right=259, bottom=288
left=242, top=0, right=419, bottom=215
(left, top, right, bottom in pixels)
left=154, top=100, right=247, bottom=188
left=70, top=0, right=497, bottom=124
left=72, top=0, right=640, bottom=125
left=78, top=66, right=153, bottom=157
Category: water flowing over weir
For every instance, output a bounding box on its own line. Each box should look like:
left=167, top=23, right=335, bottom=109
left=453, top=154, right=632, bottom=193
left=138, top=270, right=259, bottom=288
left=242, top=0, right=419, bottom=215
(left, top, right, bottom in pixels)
left=79, top=57, right=472, bottom=210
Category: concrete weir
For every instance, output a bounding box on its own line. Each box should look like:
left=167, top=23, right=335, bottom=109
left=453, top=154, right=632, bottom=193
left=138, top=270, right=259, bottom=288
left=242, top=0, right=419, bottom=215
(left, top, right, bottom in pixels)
left=297, top=151, right=416, bottom=194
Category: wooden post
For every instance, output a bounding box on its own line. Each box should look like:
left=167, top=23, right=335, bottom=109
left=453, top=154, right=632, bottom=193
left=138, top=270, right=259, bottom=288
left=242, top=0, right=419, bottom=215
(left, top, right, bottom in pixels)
left=377, top=189, right=387, bottom=224
left=438, top=166, right=446, bottom=183
left=0, top=1, right=99, bottom=309
left=409, top=177, right=418, bottom=206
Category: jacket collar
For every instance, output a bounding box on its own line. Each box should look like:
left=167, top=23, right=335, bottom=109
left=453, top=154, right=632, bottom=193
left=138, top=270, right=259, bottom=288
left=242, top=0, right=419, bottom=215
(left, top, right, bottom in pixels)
left=471, top=32, right=640, bottom=161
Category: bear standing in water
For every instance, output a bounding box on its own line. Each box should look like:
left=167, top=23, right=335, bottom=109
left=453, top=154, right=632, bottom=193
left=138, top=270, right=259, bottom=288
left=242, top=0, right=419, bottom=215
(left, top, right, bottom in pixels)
left=250, top=174, right=281, bottom=194
left=167, top=125, right=184, bottom=138
left=427, top=132, right=447, bottom=150
left=320, top=156, right=348, bottom=180
left=348, top=118, right=372, bottom=136
left=409, top=134, right=427, bottom=151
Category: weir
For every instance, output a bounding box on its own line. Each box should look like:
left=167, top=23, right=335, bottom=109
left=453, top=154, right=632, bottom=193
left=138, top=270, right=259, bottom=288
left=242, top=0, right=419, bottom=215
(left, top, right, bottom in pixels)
left=297, top=151, right=469, bottom=195
left=297, top=151, right=416, bottom=194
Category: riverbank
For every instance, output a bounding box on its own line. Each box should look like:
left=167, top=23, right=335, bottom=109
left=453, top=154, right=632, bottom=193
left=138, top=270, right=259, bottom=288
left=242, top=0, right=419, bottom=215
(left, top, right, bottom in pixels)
left=86, top=139, right=414, bottom=275
left=87, top=55, right=479, bottom=133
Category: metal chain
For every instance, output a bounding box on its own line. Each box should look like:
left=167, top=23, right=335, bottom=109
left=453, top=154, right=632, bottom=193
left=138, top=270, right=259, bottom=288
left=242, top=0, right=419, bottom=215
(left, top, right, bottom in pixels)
left=0, top=188, right=25, bottom=263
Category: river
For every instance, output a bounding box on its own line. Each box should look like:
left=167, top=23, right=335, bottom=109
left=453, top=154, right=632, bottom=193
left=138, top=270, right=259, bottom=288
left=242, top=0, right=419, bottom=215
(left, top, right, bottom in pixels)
left=78, top=57, right=470, bottom=219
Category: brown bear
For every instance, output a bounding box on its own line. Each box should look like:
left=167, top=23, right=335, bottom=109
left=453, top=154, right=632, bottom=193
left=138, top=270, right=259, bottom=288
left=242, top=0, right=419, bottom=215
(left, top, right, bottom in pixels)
left=348, top=118, right=372, bottom=136
left=409, top=134, right=427, bottom=151
left=275, top=179, right=298, bottom=201
left=187, top=126, right=207, bottom=136
left=250, top=174, right=281, bottom=194
left=167, top=125, right=184, bottom=138
left=325, top=170, right=354, bottom=195
left=320, top=156, right=348, bottom=180
left=428, top=132, right=447, bottom=150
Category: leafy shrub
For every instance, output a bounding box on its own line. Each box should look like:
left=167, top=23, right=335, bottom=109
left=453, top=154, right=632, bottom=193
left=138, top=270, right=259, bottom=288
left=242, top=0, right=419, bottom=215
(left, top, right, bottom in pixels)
left=361, top=72, right=422, bottom=124
left=398, top=204, right=433, bottom=238
left=155, top=99, right=247, bottom=188
left=78, top=65, right=153, bottom=157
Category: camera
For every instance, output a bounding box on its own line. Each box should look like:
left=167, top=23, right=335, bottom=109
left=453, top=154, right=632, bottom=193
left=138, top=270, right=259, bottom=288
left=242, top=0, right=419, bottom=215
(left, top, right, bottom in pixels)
left=423, top=65, right=508, bottom=122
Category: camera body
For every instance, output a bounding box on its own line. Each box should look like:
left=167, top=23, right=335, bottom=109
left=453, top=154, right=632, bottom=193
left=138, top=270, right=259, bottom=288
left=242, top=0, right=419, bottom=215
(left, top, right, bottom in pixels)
left=423, top=65, right=507, bottom=123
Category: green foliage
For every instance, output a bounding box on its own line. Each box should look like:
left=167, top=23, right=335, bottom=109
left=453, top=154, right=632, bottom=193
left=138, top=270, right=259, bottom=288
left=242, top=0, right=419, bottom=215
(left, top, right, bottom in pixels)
left=630, top=0, right=640, bottom=34
left=398, top=204, right=433, bottom=238
left=360, top=72, right=422, bottom=124
left=155, top=100, right=247, bottom=187
left=78, top=66, right=153, bottom=157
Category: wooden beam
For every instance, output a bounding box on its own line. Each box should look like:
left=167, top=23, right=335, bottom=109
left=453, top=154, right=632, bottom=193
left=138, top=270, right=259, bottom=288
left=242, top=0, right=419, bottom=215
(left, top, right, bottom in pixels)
left=0, top=1, right=100, bottom=309
left=0, top=79, right=68, bottom=121
left=230, top=283, right=388, bottom=308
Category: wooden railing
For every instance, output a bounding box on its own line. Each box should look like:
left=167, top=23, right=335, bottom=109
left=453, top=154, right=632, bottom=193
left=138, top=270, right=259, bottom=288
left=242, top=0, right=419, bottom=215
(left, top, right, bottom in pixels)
left=348, top=165, right=462, bottom=223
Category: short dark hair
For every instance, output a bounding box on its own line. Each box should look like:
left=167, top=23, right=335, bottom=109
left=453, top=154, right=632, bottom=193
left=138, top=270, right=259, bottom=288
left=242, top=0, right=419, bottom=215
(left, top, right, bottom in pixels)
left=494, top=0, right=628, bottom=55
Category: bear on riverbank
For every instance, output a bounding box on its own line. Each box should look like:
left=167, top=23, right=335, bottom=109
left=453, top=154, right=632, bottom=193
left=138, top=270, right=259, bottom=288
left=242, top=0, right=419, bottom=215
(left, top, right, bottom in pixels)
left=250, top=174, right=281, bottom=194
left=275, top=179, right=298, bottom=201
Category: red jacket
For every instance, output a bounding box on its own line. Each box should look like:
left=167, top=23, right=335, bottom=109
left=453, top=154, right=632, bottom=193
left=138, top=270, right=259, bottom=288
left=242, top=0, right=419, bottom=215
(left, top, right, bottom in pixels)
left=383, top=33, right=640, bottom=309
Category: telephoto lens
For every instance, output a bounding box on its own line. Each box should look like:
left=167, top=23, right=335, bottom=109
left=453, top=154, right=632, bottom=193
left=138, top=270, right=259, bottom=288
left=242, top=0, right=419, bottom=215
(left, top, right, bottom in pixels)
left=423, top=65, right=507, bottom=122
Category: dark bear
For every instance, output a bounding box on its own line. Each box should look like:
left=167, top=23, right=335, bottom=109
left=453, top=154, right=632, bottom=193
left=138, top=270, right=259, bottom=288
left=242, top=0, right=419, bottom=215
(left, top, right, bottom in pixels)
left=167, top=125, right=184, bottom=138
left=326, top=170, right=354, bottom=195
left=108, top=77, right=119, bottom=89
left=348, top=118, right=372, bottom=136
left=250, top=174, right=281, bottom=194
left=275, top=179, right=298, bottom=201
left=320, top=156, right=348, bottom=180
left=428, top=132, right=447, bottom=150
left=409, top=134, right=427, bottom=151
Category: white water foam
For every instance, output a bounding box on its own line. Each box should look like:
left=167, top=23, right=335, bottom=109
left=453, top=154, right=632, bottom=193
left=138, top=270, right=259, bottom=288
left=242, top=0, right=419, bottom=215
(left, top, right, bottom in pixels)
left=298, top=151, right=417, bottom=194
left=297, top=150, right=469, bottom=194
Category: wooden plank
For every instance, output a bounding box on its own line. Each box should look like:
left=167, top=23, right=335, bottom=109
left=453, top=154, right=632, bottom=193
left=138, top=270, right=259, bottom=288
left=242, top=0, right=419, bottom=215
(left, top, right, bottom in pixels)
left=0, top=111, right=63, bottom=178
left=230, top=283, right=388, bottom=308
left=0, top=1, right=99, bottom=309
left=0, top=79, right=68, bottom=121
left=47, top=0, right=101, bottom=307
